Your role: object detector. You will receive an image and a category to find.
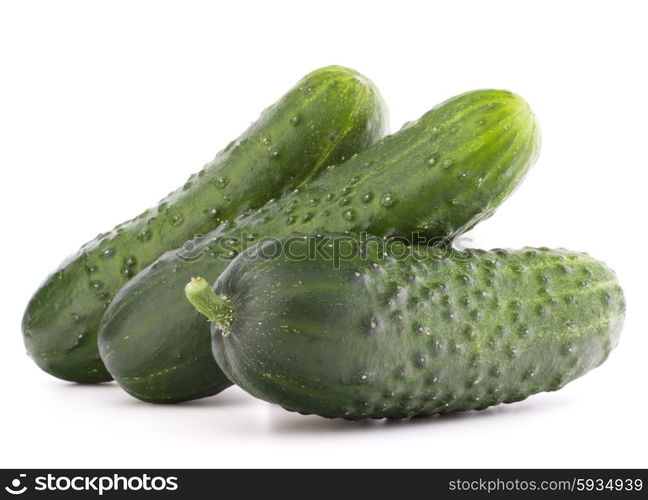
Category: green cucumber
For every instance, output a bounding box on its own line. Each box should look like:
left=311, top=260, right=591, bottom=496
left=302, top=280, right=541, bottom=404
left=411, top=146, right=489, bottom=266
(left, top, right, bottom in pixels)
left=98, top=89, right=540, bottom=403
left=23, top=66, right=388, bottom=383
left=186, top=234, right=625, bottom=419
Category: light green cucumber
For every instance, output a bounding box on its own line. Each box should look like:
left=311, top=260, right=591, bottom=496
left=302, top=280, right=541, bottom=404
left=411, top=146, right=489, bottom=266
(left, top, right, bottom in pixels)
left=99, top=89, right=540, bottom=403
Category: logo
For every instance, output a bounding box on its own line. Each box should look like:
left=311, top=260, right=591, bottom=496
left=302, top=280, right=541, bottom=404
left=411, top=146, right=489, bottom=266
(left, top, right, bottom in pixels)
left=4, top=474, right=27, bottom=495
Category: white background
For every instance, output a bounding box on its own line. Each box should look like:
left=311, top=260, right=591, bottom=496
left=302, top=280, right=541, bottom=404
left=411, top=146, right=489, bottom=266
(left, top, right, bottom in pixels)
left=1, top=0, right=646, bottom=468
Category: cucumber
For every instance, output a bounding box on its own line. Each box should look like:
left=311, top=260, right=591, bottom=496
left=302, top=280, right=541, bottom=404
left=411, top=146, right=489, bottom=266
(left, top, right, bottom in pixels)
left=186, top=234, right=625, bottom=419
left=98, top=89, right=540, bottom=403
left=23, top=66, right=388, bottom=383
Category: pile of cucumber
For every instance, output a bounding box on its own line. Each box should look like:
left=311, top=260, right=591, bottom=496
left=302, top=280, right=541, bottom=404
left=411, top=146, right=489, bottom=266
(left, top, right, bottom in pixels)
left=23, top=66, right=625, bottom=420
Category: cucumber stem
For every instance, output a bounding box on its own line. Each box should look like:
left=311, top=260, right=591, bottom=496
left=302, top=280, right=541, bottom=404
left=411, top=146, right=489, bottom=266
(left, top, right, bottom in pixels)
left=184, top=277, right=233, bottom=336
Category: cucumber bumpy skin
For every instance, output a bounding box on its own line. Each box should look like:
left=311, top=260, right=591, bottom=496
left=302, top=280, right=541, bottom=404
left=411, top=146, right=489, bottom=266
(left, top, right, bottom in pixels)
left=22, top=65, right=388, bottom=383
left=188, top=234, right=625, bottom=420
left=99, top=89, right=540, bottom=403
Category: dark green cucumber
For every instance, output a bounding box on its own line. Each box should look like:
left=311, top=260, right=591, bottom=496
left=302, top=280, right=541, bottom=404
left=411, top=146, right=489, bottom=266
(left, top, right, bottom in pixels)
left=98, top=89, right=540, bottom=402
left=22, top=66, right=387, bottom=383
left=187, top=234, right=625, bottom=419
